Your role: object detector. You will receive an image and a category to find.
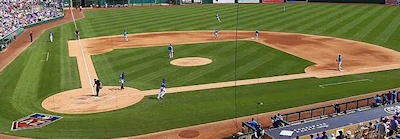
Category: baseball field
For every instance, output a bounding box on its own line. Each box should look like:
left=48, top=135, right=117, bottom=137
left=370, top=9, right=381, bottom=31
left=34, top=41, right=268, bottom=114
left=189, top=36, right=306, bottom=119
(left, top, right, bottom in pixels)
left=1, top=3, right=400, bottom=139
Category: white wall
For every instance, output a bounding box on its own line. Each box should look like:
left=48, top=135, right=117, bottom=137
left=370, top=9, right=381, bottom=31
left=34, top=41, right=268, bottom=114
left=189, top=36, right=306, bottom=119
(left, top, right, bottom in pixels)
left=213, top=0, right=235, bottom=3
left=238, top=0, right=259, bottom=3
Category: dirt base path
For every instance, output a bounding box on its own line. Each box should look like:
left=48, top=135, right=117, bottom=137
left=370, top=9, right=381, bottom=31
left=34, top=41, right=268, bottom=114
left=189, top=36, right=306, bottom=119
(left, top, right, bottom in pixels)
left=42, top=30, right=400, bottom=115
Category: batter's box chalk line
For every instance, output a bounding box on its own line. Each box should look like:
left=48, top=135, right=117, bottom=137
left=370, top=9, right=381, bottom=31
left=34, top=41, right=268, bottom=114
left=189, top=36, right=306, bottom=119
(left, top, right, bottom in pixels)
left=319, top=79, right=373, bottom=88
left=41, top=52, right=49, bottom=62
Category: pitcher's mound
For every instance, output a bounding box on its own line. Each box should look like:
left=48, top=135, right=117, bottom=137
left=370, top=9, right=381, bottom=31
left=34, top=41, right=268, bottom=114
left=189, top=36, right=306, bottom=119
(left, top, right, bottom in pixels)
left=170, top=57, right=212, bottom=67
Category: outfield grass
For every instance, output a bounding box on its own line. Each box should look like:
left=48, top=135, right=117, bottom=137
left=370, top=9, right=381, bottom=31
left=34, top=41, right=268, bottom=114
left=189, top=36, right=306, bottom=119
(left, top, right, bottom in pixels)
left=92, top=41, right=313, bottom=90
left=0, top=3, right=400, bottom=138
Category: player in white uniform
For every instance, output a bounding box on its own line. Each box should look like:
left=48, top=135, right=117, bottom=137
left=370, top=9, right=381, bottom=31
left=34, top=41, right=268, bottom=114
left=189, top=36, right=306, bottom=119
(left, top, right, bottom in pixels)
left=168, top=44, right=174, bottom=59
left=123, top=30, right=128, bottom=42
left=49, top=32, right=54, bottom=43
left=214, top=29, right=219, bottom=40
left=283, top=6, right=286, bottom=12
left=215, top=14, right=221, bottom=22
left=255, top=29, right=259, bottom=40
left=336, top=54, right=343, bottom=71
left=157, top=78, right=167, bottom=99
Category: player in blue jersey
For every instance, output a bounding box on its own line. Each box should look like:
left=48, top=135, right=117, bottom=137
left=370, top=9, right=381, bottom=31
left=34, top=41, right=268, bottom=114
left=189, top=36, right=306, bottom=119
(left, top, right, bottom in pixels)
left=214, top=29, right=219, bottom=40
left=157, top=78, right=167, bottom=99
left=336, top=54, right=343, bottom=71
left=123, top=30, right=128, bottom=42
left=215, top=14, right=221, bottom=22
left=119, top=72, right=125, bottom=90
left=255, top=29, right=259, bottom=40
left=168, top=44, right=174, bottom=59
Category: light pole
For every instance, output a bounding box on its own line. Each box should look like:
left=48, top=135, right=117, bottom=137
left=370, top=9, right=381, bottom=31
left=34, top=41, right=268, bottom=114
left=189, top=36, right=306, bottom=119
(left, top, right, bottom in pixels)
left=257, top=102, right=263, bottom=121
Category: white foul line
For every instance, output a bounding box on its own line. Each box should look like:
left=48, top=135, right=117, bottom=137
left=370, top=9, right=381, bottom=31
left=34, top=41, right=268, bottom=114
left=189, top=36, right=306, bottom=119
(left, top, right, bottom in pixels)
left=319, top=79, right=373, bottom=88
left=70, top=10, right=95, bottom=96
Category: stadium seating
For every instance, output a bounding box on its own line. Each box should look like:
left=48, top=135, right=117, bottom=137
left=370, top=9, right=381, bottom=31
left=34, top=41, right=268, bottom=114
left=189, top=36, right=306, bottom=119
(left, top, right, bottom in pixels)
left=0, top=0, right=64, bottom=38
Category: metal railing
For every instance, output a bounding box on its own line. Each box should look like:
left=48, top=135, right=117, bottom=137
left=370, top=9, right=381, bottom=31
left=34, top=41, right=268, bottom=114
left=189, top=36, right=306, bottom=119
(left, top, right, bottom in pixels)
left=280, top=92, right=399, bottom=124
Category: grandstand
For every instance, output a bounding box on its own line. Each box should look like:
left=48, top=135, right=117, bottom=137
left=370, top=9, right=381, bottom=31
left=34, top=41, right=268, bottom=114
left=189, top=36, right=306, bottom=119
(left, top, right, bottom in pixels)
left=0, top=0, right=63, bottom=52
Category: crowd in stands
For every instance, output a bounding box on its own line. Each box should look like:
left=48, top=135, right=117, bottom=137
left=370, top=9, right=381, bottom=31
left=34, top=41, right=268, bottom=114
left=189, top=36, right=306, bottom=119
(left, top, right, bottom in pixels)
left=373, top=91, right=398, bottom=107
left=0, top=0, right=64, bottom=38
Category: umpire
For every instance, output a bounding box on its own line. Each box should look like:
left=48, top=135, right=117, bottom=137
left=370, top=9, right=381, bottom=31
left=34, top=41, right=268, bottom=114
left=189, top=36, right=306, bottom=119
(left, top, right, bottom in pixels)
left=75, top=30, right=80, bottom=40
left=93, top=79, right=102, bottom=96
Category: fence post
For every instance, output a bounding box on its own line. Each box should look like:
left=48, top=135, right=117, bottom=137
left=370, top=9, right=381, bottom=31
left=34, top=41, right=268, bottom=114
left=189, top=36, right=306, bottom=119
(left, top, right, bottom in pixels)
left=367, top=98, right=369, bottom=106
left=356, top=100, right=359, bottom=108
left=323, top=107, right=325, bottom=115
left=311, top=109, right=313, bottom=118
left=345, top=103, right=348, bottom=111
left=298, top=112, right=301, bottom=121
left=286, top=115, right=288, bottom=122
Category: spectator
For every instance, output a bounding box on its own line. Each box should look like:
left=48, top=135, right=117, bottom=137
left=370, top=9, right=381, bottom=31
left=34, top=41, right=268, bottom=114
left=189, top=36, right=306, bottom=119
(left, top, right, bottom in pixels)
left=247, top=118, right=258, bottom=128
left=382, top=94, right=387, bottom=105
left=310, top=134, right=316, bottom=139
left=373, top=95, right=382, bottom=107
left=336, top=131, right=344, bottom=139
left=389, top=116, right=399, bottom=136
left=377, top=120, right=387, bottom=139
left=333, top=103, right=341, bottom=114
left=355, top=107, right=361, bottom=112
left=254, top=124, right=264, bottom=139
left=321, top=131, right=328, bottom=139
left=316, top=133, right=322, bottom=139
left=394, top=90, right=398, bottom=103
left=277, top=113, right=283, bottom=121
left=388, top=91, right=393, bottom=104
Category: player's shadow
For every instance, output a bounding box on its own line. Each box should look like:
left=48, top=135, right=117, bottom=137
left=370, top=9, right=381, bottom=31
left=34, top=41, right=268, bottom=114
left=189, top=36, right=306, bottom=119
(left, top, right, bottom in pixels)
left=148, top=96, right=158, bottom=99
left=108, top=88, right=121, bottom=91
left=327, top=68, right=339, bottom=71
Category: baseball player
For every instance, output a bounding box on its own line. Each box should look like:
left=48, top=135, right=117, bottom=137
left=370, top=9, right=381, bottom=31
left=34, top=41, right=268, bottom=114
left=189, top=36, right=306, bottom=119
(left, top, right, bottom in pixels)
left=93, top=79, right=102, bottom=97
left=283, top=6, right=286, bottom=12
left=255, top=29, right=259, bottom=40
left=157, top=78, right=167, bottom=99
left=168, top=44, right=174, bottom=59
left=214, top=29, right=219, bottom=40
left=49, top=32, right=54, bottom=43
left=336, top=54, right=343, bottom=71
left=215, top=14, right=221, bottom=22
left=120, top=72, right=125, bottom=90
left=75, top=30, right=80, bottom=40
left=123, top=30, right=128, bottom=42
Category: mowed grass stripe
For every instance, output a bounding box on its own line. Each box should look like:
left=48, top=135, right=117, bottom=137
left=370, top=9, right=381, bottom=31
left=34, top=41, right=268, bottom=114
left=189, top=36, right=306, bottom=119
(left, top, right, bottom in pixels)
left=310, top=5, right=371, bottom=35
left=226, top=53, right=273, bottom=80
left=375, top=9, right=400, bottom=44
left=316, top=5, right=372, bottom=35
left=262, top=4, right=324, bottom=30
left=273, top=4, right=338, bottom=32
left=330, top=6, right=384, bottom=37
left=237, top=4, right=305, bottom=29
left=140, top=44, right=234, bottom=85
left=353, top=7, right=395, bottom=40
left=171, top=44, right=261, bottom=86
left=293, top=5, right=354, bottom=33
left=94, top=6, right=235, bottom=34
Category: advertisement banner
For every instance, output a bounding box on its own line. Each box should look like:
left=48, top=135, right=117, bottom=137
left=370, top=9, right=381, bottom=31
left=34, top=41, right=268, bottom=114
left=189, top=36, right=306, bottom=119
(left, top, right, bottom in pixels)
left=397, top=0, right=400, bottom=5
left=238, top=0, right=259, bottom=3
left=262, top=0, right=283, bottom=3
